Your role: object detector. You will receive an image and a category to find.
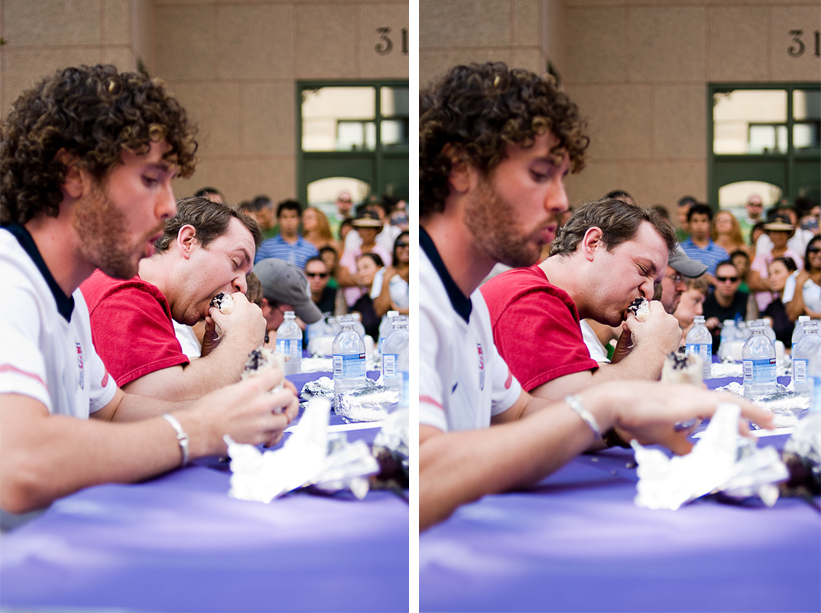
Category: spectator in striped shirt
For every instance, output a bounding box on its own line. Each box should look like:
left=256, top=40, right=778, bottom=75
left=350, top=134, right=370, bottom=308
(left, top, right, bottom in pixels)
left=681, top=203, right=728, bottom=280
left=254, top=199, right=319, bottom=269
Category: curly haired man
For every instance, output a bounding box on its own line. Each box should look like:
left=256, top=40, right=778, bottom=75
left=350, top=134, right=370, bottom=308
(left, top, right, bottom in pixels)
left=418, top=62, right=771, bottom=530
left=0, top=65, right=297, bottom=524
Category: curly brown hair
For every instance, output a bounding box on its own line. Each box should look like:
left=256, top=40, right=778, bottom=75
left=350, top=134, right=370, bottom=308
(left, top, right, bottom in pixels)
left=420, top=62, right=589, bottom=216
left=1, top=64, right=198, bottom=225
left=154, top=196, right=262, bottom=254
left=550, top=197, right=678, bottom=258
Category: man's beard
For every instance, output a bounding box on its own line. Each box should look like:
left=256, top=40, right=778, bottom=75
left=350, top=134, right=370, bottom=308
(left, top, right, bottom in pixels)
left=72, top=184, right=161, bottom=280
left=464, top=177, right=545, bottom=269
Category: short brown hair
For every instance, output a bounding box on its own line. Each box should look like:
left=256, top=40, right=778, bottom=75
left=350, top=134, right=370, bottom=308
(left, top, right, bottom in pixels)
left=420, top=62, right=589, bottom=217
left=245, top=272, right=264, bottom=306
left=154, top=196, right=262, bottom=254
left=1, top=64, right=197, bottom=226
left=550, top=197, right=677, bottom=258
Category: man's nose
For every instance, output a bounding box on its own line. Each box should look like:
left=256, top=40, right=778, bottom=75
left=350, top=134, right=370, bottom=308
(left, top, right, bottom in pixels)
left=158, top=185, right=176, bottom=220
left=233, top=274, right=248, bottom=294
left=640, top=279, right=654, bottom=298
left=547, top=181, right=569, bottom=214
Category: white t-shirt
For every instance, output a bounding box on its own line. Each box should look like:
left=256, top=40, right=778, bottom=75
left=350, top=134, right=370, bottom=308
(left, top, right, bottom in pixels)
left=419, top=231, right=522, bottom=432
left=581, top=320, right=611, bottom=364
left=344, top=224, right=402, bottom=256
left=783, top=272, right=821, bottom=313
left=370, top=268, right=410, bottom=309
left=173, top=321, right=202, bottom=359
left=0, top=226, right=117, bottom=417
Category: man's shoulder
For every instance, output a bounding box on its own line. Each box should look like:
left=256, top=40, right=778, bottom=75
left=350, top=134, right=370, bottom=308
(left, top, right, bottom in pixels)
left=481, top=265, right=570, bottom=314
left=80, top=270, right=166, bottom=313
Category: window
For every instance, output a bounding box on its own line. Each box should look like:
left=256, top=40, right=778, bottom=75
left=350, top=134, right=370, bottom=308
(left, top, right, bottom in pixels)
left=709, top=84, right=821, bottom=209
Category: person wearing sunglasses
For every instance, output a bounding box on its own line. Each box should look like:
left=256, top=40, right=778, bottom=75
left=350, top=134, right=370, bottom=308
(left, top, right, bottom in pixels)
left=702, top=260, right=753, bottom=354
left=373, top=231, right=410, bottom=319
left=784, top=236, right=821, bottom=322
left=305, top=256, right=344, bottom=316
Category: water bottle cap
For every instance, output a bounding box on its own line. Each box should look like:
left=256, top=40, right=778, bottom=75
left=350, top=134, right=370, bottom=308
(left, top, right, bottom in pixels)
left=694, top=315, right=705, bottom=324
left=723, top=320, right=735, bottom=326
left=750, top=320, right=765, bottom=330
left=388, top=311, right=399, bottom=318
left=284, top=310, right=295, bottom=319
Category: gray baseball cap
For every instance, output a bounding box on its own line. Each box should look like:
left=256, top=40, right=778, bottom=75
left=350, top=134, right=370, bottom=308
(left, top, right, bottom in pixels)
left=668, top=245, right=707, bottom=278
left=253, top=258, right=323, bottom=324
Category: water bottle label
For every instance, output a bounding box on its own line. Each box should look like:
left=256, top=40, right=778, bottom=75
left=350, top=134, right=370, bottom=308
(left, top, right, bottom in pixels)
left=401, top=371, right=409, bottom=407
left=811, top=377, right=821, bottom=413
left=383, top=353, right=398, bottom=378
left=685, top=343, right=711, bottom=363
left=333, top=353, right=366, bottom=378
left=276, top=339, right=302, bottom=358
left=742, top=358, right=776, bottom=384
left=794, top=358, right=808, bottom=383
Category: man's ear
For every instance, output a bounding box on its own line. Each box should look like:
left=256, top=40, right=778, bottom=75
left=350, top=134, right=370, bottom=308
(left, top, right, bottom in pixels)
left=176, top=225, right=198, bottom=259
left=581, top=227, right=604, bottom=262
left=443, top=144, right=472, bottom=194
left=57, top=149, right=86, bottom=199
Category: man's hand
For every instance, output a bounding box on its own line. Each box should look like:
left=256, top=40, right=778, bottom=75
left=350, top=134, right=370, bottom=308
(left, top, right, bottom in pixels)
left=582, top=381, right=775, bottom=456
left=624, top=300, right=682, bottom=354
left=178, top=368, right=297, bottom=457
left=209, top=292, right=266, bottom=349
left=199, top=316, right=220, bottom=357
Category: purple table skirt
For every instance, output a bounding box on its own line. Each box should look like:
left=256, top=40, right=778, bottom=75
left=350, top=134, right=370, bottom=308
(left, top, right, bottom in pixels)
left=421, top=376, right=821, bottom=613
left=1, top=370, right=408, bottom=613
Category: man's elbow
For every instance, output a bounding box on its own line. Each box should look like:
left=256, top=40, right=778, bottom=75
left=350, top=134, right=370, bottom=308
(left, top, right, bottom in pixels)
left=0, top=460, right=54, bottom=515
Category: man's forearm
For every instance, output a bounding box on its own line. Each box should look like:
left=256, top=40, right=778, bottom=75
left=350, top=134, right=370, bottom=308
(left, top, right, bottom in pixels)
left=421, top=401, right=602, bottom=530
left=122, top=336, right=258, bottom=402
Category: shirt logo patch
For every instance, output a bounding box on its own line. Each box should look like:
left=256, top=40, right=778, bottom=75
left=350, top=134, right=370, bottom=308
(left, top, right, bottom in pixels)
left=76, top=342, right=85, bottom=390
left=477, top=343, right=485, bottom=391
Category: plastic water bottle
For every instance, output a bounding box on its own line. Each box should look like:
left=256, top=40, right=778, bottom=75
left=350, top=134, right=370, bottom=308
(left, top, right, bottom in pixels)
left=792, top=315, right=810, bottom=348
left=381, top=315, right=409, bottom=408
left=809, top=343, right=821, bottom=413
left=306, top=316, right=326, bottom=356
left=792, top=321, right=821, bottom=395
left=761, top=318, right=777, bottom=344
left=742, top=319, right=776, bottom=398
left=685, top=315, right=712, bottom=379
left=378, top=310, right=399, bottom=354
left=719, top=320, right=738, bottom=361
left=350, top=312, right=367, bottom=340
left=332, top=315, right=367, bottom=411
left=276, top=311, right=302, bottom=375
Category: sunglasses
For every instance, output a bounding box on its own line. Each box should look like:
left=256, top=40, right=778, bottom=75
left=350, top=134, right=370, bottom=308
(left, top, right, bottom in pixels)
left=716, top=276, right=739, bottom=283
left=809, top=246, right=821, bottom=254
left=306, top=272, right=328, bottom=278
left=395, top=241, right=409, bottom=248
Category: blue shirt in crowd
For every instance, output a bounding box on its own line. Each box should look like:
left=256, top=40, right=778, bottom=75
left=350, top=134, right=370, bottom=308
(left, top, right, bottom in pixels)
left=681, top=238, right=728, bottom=277
left=254, top=235, right=319, bottom=269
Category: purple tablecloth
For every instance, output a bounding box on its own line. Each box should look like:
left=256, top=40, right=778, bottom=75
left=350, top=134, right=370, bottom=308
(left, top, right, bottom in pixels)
left=1, top=371, right=408, bottom=612
left=420, top=376, right=821, bottom=612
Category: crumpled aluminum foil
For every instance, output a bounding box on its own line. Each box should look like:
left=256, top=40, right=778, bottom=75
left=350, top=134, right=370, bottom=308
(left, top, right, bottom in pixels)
left=338, top=381, right=398, bottom=423
left=301, top=376, right=334, bottom=399
left=224, top=397, right=380, bottom=502
left=781, top=413, right=821, bottom=495
left=373, top=408, right=409, bottom=474
left=712, top=381, right=809, bottom=427
left=633, top=403, right=789, bottom=510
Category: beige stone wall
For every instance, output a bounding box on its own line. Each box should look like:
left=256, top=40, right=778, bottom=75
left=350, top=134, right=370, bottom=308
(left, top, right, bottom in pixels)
left=419, top=0, right=821, bottom=214
left=0, top=0, right=409, bottom=205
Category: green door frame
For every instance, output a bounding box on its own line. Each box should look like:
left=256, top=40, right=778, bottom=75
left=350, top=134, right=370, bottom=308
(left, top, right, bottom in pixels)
left=708, top=83, right=821, bottom=209
left=296, top=80, right=409, bottom=206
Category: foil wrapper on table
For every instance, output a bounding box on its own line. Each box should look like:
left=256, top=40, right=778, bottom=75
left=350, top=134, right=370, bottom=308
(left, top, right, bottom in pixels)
left=633, top=403, right=789, bottom=510
left=301, top=376, right=335, bottom=400
left=371, top=408, right=410, bottom=488
left=337, top=381, right=398, bottom=423
left=781, top=413, right=821, bottom=496
left=712, top=381, right=809, bottom=427
left=225, top=397, right=379, bottom=503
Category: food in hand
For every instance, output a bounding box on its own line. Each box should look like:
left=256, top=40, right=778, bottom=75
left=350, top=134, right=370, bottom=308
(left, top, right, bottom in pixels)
left=627, top=297, right=650, bottom=322
left=210, top=291, right=234, bottom=314
left=661, top=350, right=703, bottom=386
